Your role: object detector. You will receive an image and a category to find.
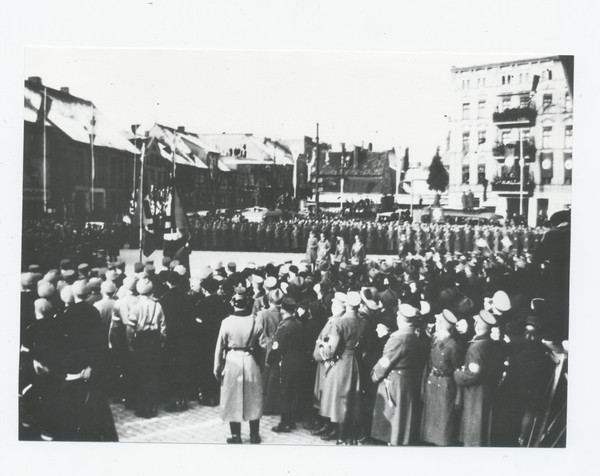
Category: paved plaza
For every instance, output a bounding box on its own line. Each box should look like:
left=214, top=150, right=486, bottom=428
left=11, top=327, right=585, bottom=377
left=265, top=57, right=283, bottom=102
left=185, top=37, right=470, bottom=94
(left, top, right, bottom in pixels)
left=112, top=400, right=338, bottom=445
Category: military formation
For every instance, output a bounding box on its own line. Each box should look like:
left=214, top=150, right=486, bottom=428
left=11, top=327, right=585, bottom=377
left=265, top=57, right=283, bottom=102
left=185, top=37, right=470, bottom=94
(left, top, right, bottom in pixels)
left=19, top=211, right=569, bottom=446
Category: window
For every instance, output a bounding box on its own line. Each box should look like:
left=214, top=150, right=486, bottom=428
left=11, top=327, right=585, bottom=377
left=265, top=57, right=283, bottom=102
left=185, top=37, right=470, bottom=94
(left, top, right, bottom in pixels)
left=478, top=130, right=486, bottom=147
left=462, top=132, right=470, bottom=153
left=507, top=75, right=511, bottom=84
left=501, top=130, right=511, bottom=145
left=565, top=125, right=573, bottom=149
left=502, top=76, right=506, bottom=85
left=520, top=96, right=529, bottom=108
left=519, top=73, right=523, bottom=83
left=477, top=164, right=486, bottom=185
left=542, top=127, right=552, bottom=149
left=565, top=92, right=572, bottom=111
left=522, top=129, right=531, bottom=142
left=548, top=70, right=553, bottom=80
left=467, top=79, right=470, bottom=89
left=502, top=97, right=511, bottom=111
left=462, top=165, right=470, bottom=184
left=462, top=103, right=470, bottom=120
left=564, top=152, right=572, bottom=185
left=543, top=94, right=552, bottom=111
left=478, top=100, right=486, bottom=118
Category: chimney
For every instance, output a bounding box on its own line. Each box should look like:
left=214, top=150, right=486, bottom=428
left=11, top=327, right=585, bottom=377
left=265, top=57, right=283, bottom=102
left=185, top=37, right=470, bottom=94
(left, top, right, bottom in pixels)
left=60, top=87, right=70, bottom=94
left=368, top=142, right=372, bottom=152
left=131, top=124, right=140, bottom=135
left=354, top=145, right=361, bottom=168
left=28, top=76, right=42, bottom=86
left=177, top=126, right=185, bottom=133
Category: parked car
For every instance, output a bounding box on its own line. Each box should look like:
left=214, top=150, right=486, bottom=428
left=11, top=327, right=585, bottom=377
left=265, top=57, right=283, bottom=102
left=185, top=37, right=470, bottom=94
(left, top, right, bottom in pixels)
left=241, top=207, right=269, bottom=223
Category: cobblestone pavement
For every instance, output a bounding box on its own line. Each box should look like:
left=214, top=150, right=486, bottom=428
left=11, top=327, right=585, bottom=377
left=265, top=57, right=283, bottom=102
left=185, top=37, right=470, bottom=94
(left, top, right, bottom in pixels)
left=112, top=400, right=338, bottom=445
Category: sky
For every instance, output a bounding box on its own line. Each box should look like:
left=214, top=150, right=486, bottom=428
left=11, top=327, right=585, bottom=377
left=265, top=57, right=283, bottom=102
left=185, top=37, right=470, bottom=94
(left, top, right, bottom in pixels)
left=24, top=49, right=536, bottom=164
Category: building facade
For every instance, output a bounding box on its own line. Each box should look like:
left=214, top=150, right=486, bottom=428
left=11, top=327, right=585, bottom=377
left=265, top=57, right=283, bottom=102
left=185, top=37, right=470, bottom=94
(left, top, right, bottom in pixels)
left=24, top=77, right=139, bottom=221
left=446, top=56, right=573, bottom=225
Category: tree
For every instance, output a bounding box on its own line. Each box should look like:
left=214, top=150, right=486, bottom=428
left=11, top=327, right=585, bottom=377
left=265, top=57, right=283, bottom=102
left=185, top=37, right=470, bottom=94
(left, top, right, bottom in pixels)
left=427, top=147, right=449, bottom=207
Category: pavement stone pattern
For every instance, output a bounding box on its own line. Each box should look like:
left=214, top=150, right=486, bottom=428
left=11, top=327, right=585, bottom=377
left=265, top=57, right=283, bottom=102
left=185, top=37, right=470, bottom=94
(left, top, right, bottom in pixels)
left=112, top=400, right=338, bottom=445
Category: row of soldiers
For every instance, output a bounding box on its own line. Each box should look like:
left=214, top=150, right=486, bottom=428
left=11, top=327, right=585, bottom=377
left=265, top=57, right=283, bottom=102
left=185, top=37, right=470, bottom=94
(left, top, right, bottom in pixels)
left=186, top=216, right=550, bottom=256
left=19, top=211, right=568, bottom=445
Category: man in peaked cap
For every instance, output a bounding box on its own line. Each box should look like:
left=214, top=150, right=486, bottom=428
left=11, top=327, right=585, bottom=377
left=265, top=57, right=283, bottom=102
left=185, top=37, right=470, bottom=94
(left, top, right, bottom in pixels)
left=454, top=310, right=504, bottom=446
left=77, top=263, right=90, bottom=280
left=160, top=269, right=198, bottom=413
left=269, top=295, right=303, bottom=433
left=421, top=309, right=466, bottom=446
left=325, top=290, right=370, bottom=445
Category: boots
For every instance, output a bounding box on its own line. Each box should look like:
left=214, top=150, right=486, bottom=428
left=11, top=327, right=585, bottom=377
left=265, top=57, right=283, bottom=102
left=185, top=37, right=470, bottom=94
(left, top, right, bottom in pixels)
left=320, top=423, right=338, bottom=441
left=227, top=422, right=242, bottom=444
left=249, top=420, right=261, bottom=444
left=311, top=419, right=333, bottom=436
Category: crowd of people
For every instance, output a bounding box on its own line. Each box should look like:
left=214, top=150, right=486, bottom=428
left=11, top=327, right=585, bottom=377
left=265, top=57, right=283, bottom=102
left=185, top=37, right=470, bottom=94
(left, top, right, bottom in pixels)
left=19, top=211, right=569, bottom=446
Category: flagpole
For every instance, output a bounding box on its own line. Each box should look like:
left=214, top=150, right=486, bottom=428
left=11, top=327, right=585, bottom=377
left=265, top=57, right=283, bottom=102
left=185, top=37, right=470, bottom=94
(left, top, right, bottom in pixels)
left=43, top=87, right=47, bottom=214
left=138, top=143, right=146, bottom=263
left=90, top=106, right=96, bottom=213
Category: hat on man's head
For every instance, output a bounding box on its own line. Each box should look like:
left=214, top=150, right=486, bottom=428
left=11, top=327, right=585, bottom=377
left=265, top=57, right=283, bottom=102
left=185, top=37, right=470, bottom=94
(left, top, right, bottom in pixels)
left=77, top=263, right=90, bottom=276
left=34, top=298, right=54, bottom=318
left=201, top=277, right=219, bottom=295
left=123, top=276, right=138, bottom=292
left=398, top=303, right=418, bottom=321
left=477, top=310, right=497, bottom=327
left=37, top=280, right=55, bottom=299
left=232, top=295, right=250, bottom=311
left=252, top=275, right=264, bottom=285
left=59, top=258, right=72, bottom=270
left=162, top=257, right=172, bottom=268
left=455, top=297, right=475, bottom=318
left=281, top=296, right=297, bottom=314
left=174, top=264, right=186, bottom=276
left=100, top=280, right=117, bottom=295
left=136, top=277, right=153, bottom=296
left=71, top=280, right=89, bottom=298
left=105, top=270, right=118, bottom=282
left=440, top=309, right=458, bottom=328
left=227, top=262, right=236, bottom=273
left=43, top=269, right=61, bottom=285
left=21, top=272, right=35, bottom=289
left=264, top=276, right=278, bottom=291
left=492, top=290, right=511, bottom=313
left=88, top=277, right=102, bottom=291
left=268, top=289, right=285, bottom=305
left=90, top=267, right=100, bottom=278
left=29, top=264, right=40, bottom=273
left=378, top=289, right=398, bottom=309
left=133, top=262, right=145, bottom=274
left=289, top=265, right=299, bottom=275
left=144, top=264, right=156, bottom=276
left=346, top=291, right=361, bottom=308
left=60, top=285, right=75, bottom=305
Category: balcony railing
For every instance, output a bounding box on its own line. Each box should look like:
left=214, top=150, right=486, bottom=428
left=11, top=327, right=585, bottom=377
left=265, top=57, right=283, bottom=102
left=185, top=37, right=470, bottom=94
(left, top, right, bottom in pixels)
left=492, top=140, right=537, bottom=161
left=493, top=106, right=537, bottom=127
left=491, top=173, right=536, bottom=194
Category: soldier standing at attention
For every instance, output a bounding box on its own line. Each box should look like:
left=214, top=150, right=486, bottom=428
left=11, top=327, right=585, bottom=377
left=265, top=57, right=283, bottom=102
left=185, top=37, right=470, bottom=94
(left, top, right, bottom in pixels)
left=214, top=296, right=264, bottom=444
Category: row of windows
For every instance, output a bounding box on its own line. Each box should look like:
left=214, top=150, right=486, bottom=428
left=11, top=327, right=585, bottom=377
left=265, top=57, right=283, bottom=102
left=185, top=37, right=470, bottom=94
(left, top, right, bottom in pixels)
left=459, top=67, right=556, bottom=90
left=461, top=125, right=572, bottom=152
left=462, top=93, right=571, bottom=120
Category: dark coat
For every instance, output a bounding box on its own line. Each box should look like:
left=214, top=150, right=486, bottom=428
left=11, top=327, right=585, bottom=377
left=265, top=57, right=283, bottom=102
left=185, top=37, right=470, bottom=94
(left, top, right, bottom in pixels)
left=454, top=335, right=503, bottom=446
left=256, top=306, right=282, bottom=414
left=370, top=330, right=428, bottom=446
left=421, top=334, right=466, bottom=446
left=267, top=316, right=304, bottom=415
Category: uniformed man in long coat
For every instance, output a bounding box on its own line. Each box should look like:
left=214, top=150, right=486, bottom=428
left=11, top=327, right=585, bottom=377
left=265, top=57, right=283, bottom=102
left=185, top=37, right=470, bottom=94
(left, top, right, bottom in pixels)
left=454, top=310, right=503, bottom=446
left=311, top=293, right=346, bottom=440
left=370, top=304, right=428, bottom=446
left=269, top=296, right=304, bottom=432
left=256, top=289, right=284, bottom=414
left=214, top=295, right=264, bottom=444
left=421, top=309, right=466, bottom=446
left=325, top=291, right=370, bottom=445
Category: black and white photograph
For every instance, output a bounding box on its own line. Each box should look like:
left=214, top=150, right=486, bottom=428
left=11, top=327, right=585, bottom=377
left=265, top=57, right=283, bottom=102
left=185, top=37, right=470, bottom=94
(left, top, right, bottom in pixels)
left=18, top=48, right=571, bottom=448
left=3, top=3, right=597, bottom=475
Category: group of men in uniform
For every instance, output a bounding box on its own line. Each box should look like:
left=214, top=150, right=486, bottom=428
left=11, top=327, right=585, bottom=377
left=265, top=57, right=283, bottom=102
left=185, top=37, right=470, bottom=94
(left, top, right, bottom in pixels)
left=19, top=211, right=569, bottom=446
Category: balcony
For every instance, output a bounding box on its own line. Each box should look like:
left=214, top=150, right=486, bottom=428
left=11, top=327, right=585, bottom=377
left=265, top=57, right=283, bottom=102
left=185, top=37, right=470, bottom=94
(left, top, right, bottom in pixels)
left=493, top=106, right=537, bottom=128
left=491, top=173, right=535, bottom=196
left=492, top=140, right=537, bottom=161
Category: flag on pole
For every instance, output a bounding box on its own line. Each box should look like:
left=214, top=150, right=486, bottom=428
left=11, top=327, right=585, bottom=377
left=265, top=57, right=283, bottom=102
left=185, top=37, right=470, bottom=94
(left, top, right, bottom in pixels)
left=140, top=192, right=163, bottom=257
left=162, top=186, right=190, bottom=259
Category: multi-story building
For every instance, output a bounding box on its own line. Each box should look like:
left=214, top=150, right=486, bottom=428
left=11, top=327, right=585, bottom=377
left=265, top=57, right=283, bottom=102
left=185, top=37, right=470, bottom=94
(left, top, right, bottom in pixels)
left=446, top=56, right=573, bottom=225
left=23, top=77, right=140, bottom=220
